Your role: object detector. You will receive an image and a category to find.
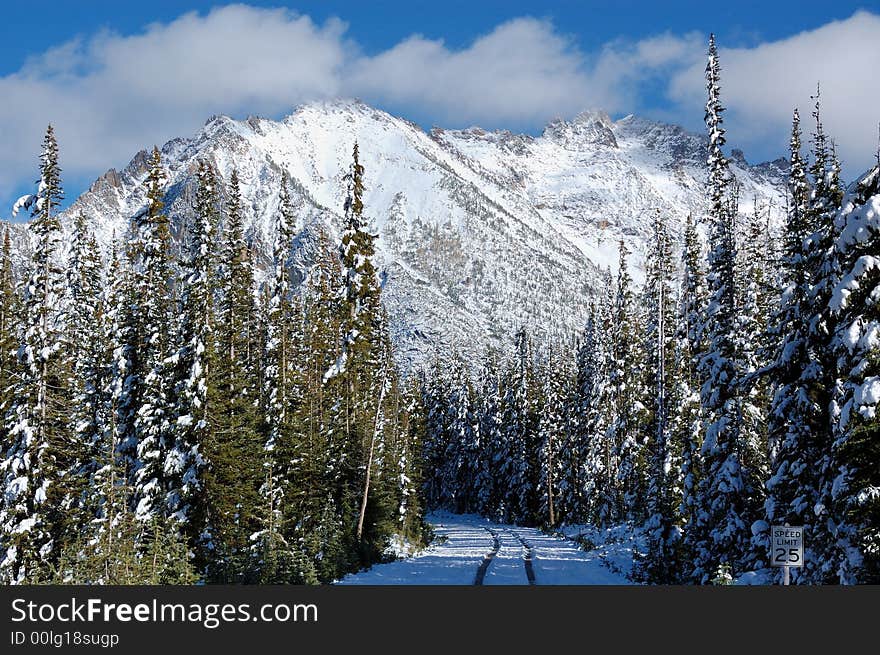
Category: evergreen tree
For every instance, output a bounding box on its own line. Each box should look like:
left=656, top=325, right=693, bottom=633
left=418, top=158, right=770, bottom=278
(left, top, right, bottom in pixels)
left=499, top=329, right=539, bottom=524
left=691, top=36, right=758, bottom=582
left=296, top=230, right=350, bottom=578
left=1, top=125, right=70, bottom=582
left=582, top=276, right=615, bottom=525
left=765, top=96, right=843, bottom=583
left=474, top=355, right=504, bottom=520
left=537, top=347, right=569, bottom=527
left=394, top=377, right=426, bottom=545
left=263, top=179, right=296, bottom=457
left=737, top=202, right=774, bottom=509
left=83, top=243, right=137, bottom=582
left=168, top=161, right=217, bottom=558
left=608, top=242, right=641, bottom=523
left=206, top=168, right=262, bottom=580
left=64, top=212, right=107, bottom=542
left=764, top=110, right=816, bottom=573
left=829, top=162, right=880, bottom=583
left=252, top=179, right=317, bottom=583
left=798, top=91, right=844, bottom=582
left=640, top=212, right=682, bottom=582
left=131, top=147, right=174, bottom=522
left=322, top=143, right=401, bottom=561
left=0, top=228, right=19, bottom=452
left=673, top=215, right=706, bottom=571
left=444, top=356, right=478, bottom=513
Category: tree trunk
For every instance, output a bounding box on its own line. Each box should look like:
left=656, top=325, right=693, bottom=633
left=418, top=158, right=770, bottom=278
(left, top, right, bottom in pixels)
left=356, top=371, right=388, bottom=543
left=547, top=432, right=555, bottom=527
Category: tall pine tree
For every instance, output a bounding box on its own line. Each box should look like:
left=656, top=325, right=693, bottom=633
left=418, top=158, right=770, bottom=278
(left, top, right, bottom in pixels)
left=1, top=125, right=70, bottom=582
left=690, top=36, right=758, bottom=582
left=829, top=162, right=880, bottom=583
left=131, top=147, right=174, bottom=521
left=206, top=168, right=262, bottom=580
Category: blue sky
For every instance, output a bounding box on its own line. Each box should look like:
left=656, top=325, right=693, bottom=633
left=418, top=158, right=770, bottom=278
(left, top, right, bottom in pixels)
left=0, top=1, right=869, bottom=69
left=1, top=1, right=878, bottom=213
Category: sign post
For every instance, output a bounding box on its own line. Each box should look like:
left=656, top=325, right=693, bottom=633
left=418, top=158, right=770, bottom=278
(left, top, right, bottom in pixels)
left=770, top=525, right=803, bottom=585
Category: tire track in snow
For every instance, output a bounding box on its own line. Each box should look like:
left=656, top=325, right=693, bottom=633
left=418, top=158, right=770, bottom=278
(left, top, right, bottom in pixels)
left=473, top=528, right=501, bottom=585
left=507, top=529, right=536, bottom=585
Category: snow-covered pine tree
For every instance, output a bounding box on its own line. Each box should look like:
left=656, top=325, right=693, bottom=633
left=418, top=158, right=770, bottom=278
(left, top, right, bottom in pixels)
left=640, top=211, right=682, bottom=582
left=828, top=161, right=880, bottom=583
left=1, top=125, right=70, bottom=583
left=322, top=143, right=402, bottom=560
left=0, top=228, right=18, bottom=451
left=537, top=346, right=570, bottom=527
left=500, top=329, right=539, bottom=524
left=691, top=35, right=759, bottom=582
left=167, top=161, right=217, bottom=558
left=296, top=229, right=349, bottom=578
left=583, top=272, right=617, bottom=525
left=798, top=92, right=845, bottom=582
left=263, top=178, right=296, bottom=457
left=474, top=353, right=504, bottom=519
left=730, top=198, right=773, bottom=571
left=737, top=201, right=775, bottom=485
left=765, top=97, right=843, bottom=583
left=256, top=181, right=293, bottom=545
left=63, top=212, right=107, bottom=543
left=763, top=110, right=815, bottom=572
left=572, top=303, right=610, bottom=525
left=608, top=241, right=642, bottom=524
left=444, top=355, right=478, bottom=513
left=395, top=376, right=426, bottom=546
left=55, top=243, right=138, bottom=583
left=250, top=179, right=317, bottom=583
left=206, top=168, right=262, bottom=580
left=334, top=141, right=382, bottom=385
left=91, top=243, right=135, bottom=576
left=673, top=214, right=707, bottom=573
left=131, top=147, right=174, bottom=522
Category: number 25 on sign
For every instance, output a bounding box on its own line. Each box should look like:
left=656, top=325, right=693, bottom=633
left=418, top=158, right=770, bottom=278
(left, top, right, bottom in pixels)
left=770, top=525, right=803, bottom=586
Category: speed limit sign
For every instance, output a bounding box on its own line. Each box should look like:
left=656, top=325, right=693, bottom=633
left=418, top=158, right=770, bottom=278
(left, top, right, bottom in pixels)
left=771, top=525, right=803, bottom=566
left=771, top=525, right=803, bottom=585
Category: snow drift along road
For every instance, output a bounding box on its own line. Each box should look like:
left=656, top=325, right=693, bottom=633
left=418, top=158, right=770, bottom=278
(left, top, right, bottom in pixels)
left=336, top=513, right=633, bottom=585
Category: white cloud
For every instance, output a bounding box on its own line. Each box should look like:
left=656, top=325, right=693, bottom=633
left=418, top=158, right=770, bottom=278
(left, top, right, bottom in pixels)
left=0, top=6, right=690, bottom=205
left=348, top=18, right=599, bottom=125
left=1, top=4, right=878, bottom=209
left=668, top=11, right=880, bottom=175
left=0, top=5, right=347, bottom=201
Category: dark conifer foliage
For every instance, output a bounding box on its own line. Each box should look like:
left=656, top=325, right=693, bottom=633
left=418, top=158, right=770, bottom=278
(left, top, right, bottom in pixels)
left=2, top=33, right=878, bottom=585
left=420, top=34, right=876, bottom=585
left=0, top=137, right=426, bottom=584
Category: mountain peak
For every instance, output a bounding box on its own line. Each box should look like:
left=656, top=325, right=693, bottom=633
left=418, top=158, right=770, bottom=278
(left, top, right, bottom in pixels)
left=572, top=108, right=614, bottom=127
left=542, top=109, right=618, bottom=148
left=57, top=100, right=787, bottom=369
left=284, top=97, right=380, bottom=122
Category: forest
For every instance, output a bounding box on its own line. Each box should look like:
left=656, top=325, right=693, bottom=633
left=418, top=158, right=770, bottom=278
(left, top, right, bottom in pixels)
left=1, top=35, right=878, bottom=585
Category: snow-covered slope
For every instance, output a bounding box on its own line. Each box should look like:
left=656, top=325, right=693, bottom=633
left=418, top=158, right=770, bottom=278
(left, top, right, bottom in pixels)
left=57, top=100, right=788, bottom=367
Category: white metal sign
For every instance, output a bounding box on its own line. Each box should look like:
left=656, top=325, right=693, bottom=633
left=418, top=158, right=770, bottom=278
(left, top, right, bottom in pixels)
left=770, top=525, right=803, bottom=567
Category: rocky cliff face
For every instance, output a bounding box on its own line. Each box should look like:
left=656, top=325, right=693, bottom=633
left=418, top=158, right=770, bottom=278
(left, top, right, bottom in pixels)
left=39, top=99, right=786, bottom=367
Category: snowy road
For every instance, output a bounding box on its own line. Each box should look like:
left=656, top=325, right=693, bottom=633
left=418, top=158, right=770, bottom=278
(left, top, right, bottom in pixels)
left=336, top=513, right=633, bottom=585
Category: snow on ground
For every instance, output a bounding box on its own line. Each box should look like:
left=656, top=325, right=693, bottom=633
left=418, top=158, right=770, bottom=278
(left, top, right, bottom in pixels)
left=552, top=523, right=641, bottom=584
left=527, top=527, right=633, bottom=585
left=336, top=514, right=494, bottom=585
left=336, top=512, right=634, bottom=585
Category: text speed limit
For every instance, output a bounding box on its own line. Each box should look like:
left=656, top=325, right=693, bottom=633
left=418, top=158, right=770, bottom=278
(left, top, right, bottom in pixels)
left=770, top=525, right=803, bottom=567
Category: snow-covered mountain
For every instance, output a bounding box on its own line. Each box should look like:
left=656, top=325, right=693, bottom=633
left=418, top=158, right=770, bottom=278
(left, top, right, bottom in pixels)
left=55, top=99, right=788, bottom=367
